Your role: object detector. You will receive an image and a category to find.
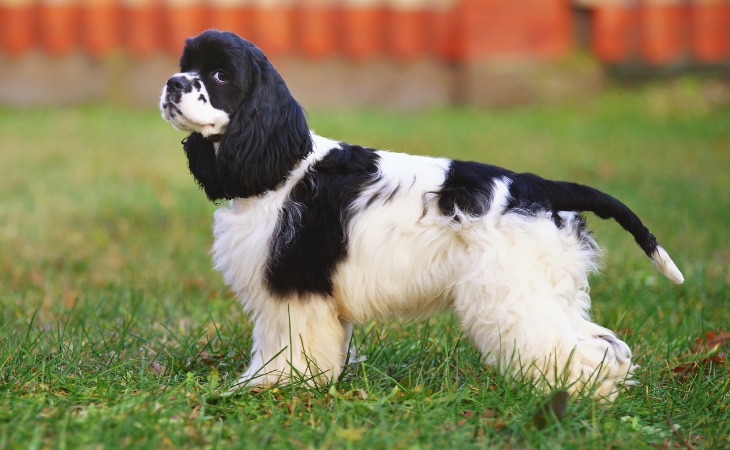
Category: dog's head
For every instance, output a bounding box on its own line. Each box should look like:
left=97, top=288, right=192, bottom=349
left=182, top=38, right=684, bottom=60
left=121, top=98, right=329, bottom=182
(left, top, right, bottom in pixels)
left=160, top=30, right=312, bottom=201
left=159, top=30, right=253, bottom=140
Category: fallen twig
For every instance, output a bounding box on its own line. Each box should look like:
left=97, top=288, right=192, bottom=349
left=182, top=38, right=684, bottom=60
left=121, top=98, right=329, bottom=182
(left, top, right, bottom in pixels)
left=667, top=415, right=697, bottom=450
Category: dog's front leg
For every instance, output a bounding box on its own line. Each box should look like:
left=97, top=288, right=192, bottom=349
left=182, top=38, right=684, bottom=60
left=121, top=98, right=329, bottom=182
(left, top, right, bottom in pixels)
left=232, top=298, right=349, bottom=390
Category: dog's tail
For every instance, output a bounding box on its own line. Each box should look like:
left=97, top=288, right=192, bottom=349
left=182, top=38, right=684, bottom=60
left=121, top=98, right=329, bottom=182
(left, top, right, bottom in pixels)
left=509, top=173, right=684, bottom=284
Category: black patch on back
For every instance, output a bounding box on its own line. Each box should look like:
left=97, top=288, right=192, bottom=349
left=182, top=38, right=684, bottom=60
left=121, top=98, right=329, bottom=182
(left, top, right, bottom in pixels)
left=437, top=160, right=512, bottom=219
left=505, top=172, right=579, bottom=226
left=439, top=159, right=659, bottom=259
left=506, top=172, right=659, bottom=257
left=266, top=144, right=381, bottom=298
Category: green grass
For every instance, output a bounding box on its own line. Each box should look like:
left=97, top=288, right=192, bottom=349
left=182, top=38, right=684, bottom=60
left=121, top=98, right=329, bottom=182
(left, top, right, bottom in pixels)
left=1, top=81, right=729, bottom=449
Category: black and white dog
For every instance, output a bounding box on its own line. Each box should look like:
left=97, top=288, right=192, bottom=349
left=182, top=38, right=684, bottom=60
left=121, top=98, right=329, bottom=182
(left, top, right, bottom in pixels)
left=160, top=30, right=683, bottom=399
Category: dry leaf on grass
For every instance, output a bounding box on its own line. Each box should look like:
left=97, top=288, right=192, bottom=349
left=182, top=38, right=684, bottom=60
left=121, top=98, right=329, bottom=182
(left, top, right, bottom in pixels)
left=692, top=330, right=730, bottom=353
left=672, top=355, right=726, bottom=379
left=671, top=330, right=728, bottom=382
left=532, top=390, right=569, bottom=429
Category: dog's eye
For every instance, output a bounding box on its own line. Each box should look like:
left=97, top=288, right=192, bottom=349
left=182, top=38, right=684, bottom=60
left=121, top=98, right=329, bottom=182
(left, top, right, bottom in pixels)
left=212, top=70, right=229, bottom=84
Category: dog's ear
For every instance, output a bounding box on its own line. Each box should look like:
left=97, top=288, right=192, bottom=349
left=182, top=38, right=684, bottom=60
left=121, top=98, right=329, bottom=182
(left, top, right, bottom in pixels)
left=215, top=50, right=312, bottom=199
left=183, top=132, right=228, bottom=202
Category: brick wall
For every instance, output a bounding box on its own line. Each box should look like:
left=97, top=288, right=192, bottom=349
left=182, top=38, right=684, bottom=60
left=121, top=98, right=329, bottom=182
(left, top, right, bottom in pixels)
left=2, top=0, right=729, bottom=64
left=592, top=0, right=730, bottom=64
left=1, top=0, right=728, bottom=107
left=0, top=0, right=573, bottom=61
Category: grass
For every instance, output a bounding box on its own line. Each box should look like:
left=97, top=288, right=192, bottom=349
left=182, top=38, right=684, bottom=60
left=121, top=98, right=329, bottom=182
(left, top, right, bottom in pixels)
left=1, top=80, right=729, bottom=449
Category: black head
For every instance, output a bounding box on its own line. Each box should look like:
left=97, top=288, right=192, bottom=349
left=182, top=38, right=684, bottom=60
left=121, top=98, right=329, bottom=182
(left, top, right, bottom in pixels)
left=160, top=30, right=312, bottom=201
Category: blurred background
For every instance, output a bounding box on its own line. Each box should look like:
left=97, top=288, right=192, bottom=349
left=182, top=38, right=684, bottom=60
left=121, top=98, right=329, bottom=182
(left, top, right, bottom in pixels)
left=1, top=0, right=730, bottom=109
left=2, top=0, right=729, bottom=303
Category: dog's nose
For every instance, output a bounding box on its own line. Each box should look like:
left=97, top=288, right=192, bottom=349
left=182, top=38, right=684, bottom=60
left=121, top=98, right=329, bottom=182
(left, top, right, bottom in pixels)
left=166, top=76, right=190, bottom=93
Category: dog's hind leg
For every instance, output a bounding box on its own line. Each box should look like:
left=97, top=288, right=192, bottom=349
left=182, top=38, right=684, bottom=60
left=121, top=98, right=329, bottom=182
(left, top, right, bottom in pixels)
left=452, top=213, right=634, bottom=399
left=454, top=280, right=634, bottom=399
left=232, top=297, right=349, bottom=390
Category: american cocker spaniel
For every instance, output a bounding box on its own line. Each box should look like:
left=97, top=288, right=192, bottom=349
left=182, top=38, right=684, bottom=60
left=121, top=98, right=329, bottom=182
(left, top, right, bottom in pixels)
left=160, top=30, right=684, bottom=400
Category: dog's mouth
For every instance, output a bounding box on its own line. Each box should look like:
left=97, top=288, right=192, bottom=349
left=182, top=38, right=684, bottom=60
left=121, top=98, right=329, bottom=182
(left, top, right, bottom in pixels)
left=162, top=100, right=227, bottom=139
left=161, top=101, right=187, bottom=126
left=160, top=82, right=230, bottom=140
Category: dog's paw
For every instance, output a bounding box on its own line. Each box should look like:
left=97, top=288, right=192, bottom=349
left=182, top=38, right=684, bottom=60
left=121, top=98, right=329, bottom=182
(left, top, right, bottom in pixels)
left=566, top=335, right=635, bottom=400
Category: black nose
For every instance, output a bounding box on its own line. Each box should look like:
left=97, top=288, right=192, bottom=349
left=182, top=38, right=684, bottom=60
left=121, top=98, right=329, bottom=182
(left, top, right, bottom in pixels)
left=166, top=76, right=190, bottom=93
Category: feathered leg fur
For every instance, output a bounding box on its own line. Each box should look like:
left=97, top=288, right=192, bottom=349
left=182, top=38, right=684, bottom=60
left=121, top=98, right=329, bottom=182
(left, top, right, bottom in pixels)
left=452, top=211, right=634, bottom=399
left=233, top=298, right=351, bottom=388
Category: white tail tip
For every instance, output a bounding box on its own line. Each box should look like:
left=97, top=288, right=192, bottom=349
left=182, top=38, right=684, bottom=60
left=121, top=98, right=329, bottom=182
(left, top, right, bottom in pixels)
left=652, top=246, right=684, bottom=284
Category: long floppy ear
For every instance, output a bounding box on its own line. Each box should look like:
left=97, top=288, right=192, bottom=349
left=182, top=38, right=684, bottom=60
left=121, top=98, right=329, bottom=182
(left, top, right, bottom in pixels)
left=182, top=132, right=227, bottom=202
left=215, top=51, right=312, bottom=199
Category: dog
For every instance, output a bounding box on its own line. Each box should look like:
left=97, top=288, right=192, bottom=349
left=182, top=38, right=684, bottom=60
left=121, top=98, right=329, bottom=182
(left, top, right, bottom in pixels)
left=160, top=30, right=684, bottom=400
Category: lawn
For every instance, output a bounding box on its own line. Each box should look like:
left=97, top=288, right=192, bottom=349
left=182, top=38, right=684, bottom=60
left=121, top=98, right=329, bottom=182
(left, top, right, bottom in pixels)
left=1, top=80, right=728, bottom=449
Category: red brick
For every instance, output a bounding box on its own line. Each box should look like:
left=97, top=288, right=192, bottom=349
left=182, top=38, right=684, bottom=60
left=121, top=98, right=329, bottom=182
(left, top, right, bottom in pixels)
left=39, top=3, right=80, bottom=55
left=641, top=1, right=690, bottom=64
left=0, top=4, right=37, bottom=55
left=297, top=4, right=340, bottom=59
left=592, top=4, right=640, bottom=63
left=83, top=3, right=122, bottom=57
left=123, top=3, right=163, bottom=58
left=691, top=1, right=730, bottom=62
left=342, top=7, right=386, bottom=60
